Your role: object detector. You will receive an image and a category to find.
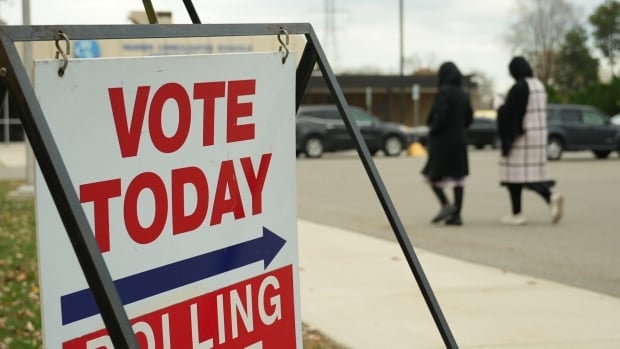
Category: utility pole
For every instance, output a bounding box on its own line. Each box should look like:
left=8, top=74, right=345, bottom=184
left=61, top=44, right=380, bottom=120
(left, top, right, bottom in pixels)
left=399, top=0, right=404, bottom=76
left=398, top=0, right=405, bottom=124
left=23, top=0, right=35, bottom=188
left=10, top=0, right=35, bottom=200
left=324, top=0, right=338, bottom=68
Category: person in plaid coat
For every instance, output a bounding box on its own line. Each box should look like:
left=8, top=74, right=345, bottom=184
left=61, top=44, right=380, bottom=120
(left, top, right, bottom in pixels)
left=497, top=56, right=564, bottom=225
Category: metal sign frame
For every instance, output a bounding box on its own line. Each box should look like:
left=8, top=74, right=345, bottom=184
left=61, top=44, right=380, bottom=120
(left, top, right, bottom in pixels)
left=0, top=23, right=457, bottom=348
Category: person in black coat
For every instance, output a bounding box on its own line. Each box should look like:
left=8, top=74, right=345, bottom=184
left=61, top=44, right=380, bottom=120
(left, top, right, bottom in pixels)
left=421, top=62, right=473, bottom=225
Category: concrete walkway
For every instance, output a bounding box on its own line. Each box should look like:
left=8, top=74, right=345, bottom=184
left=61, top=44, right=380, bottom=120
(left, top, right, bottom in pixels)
left=0, top=142, right=29, bottom=180
left=2, top=142, right=620, bottom=348
left=299, top=220, right=620, bottom=348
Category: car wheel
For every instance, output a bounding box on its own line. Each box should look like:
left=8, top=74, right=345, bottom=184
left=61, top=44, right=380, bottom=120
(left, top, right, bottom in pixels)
left=593, top=150, right=611, bottom=159
left=547, top=136, right=563, bottom=161
left=383, top=135, right=403, bottom=157
left=303, top=136, right=324, bottom=158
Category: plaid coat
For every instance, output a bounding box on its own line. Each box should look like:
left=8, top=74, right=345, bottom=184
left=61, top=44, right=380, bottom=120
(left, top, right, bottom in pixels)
left=499, top=78, right=550, bottom=184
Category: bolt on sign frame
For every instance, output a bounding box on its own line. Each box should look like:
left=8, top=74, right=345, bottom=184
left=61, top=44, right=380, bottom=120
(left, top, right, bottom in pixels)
left=0, top=22, right=457, bottom=349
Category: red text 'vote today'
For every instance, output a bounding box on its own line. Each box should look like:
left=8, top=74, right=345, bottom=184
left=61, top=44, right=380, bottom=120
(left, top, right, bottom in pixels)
left=80, top=154, right=272, bottom=254
left=77, top=78, right=273, bottom=254
left=108, top=79, right=256, bottom=158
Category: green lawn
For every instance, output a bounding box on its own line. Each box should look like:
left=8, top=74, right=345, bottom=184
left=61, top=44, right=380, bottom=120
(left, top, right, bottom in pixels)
left=0, top=180, right=342, bottom=349
left=0, top=181, right=42, bottom=349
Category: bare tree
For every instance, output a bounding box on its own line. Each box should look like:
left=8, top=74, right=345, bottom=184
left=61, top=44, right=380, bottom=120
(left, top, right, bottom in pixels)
left=404, top=52, right=438, bottom=75
left=504, top=0, right=577, bottom=84
left=469, top=71, right=495, bottom=110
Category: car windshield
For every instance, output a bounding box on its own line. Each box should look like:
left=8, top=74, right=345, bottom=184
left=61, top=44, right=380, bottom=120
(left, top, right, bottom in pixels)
left=350, top=108, right=376, bottom=126
left=582, top=110, right=607, bottom=126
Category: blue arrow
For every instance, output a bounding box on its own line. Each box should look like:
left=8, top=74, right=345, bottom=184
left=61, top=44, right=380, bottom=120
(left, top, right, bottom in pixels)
left=60, top=227, right=286, bottom=325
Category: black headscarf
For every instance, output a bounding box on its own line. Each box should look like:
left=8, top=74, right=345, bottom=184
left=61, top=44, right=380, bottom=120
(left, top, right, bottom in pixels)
left=509, top=56, right=534, bottom=81
left=437, top=62, right=462, bottom=87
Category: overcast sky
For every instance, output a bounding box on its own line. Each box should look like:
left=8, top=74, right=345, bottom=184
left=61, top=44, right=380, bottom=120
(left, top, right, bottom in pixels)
left=0, top=0, right=604, bottom=94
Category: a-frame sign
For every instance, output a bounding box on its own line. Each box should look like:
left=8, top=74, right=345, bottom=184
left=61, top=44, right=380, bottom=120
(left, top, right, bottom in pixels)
left=0, top=19, right=457, bottom=349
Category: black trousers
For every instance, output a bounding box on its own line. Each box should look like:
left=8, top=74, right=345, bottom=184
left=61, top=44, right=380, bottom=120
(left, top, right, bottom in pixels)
left=506, top=183, right=552, bottom=214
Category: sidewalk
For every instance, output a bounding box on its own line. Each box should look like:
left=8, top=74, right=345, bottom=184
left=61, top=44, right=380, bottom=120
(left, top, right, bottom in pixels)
left=2, top=142, right=620, bottom=348
left=0, top=142, right=28, bottom=180
left=298, top=220, right=620, bottom=348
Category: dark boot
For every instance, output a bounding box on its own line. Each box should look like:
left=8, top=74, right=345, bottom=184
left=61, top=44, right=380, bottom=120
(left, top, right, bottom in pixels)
left=430, top=185, right=454, bottom=223
left=431, top=185, right=449, bottom=206
left=445, top=186, right=464, bottom=226
left=432, top=205, right=456, bottom=223
left=445, top=214, right=462, bottom=226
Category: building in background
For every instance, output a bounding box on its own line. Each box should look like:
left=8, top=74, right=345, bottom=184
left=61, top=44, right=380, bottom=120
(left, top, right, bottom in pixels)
left=2, top=10, right=473, bottom=142
left=301, top=72, right=476, bottom=126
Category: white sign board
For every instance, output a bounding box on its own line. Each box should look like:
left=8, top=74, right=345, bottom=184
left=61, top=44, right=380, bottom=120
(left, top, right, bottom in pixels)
left=34, top=52, right=300, bottom=348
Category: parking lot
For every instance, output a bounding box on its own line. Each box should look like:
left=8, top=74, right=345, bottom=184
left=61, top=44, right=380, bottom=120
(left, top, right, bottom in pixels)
left=296, top=148, right=620, bottom=297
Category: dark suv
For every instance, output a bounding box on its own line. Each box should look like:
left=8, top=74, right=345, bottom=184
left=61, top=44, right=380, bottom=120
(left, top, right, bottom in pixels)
left=404, top=116, right=500, bottom=150
left=296, top=104, right=416, bottom=158
left=547, top=104, right=620, bottom=160
left=467, top=117, right=500, bottom=149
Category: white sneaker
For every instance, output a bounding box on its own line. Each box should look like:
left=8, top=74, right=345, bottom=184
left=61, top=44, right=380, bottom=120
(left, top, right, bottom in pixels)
left=550, top=193, right=564, bottom=224
left=501, top=214, right=527, bottom=225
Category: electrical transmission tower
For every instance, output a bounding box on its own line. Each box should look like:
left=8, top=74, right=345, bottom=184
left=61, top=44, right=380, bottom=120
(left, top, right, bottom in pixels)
left=324, top=0, right=339, bottom=69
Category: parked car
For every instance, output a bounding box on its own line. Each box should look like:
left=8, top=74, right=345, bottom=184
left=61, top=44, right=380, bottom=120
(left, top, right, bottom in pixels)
left=546, top=104, right=620, bottom=160
left=467, top=117, right=500, bottom=149
left=410, top=105, right=620, bottom=160
left=410, top=116, right=499, bottom=149
left=410, top=125, right=429, bottom=146
left=296, top=104, right=416, bottom=158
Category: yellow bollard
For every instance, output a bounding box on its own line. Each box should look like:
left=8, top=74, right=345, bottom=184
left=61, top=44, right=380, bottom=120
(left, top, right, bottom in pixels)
left=407, top=142, right=427, bottom=157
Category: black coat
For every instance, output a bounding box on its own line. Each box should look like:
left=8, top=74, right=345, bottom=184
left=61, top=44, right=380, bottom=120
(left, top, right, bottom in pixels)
left=497, top=56, right=531, bottom=157
left=421, top=62, right=473, bottom=182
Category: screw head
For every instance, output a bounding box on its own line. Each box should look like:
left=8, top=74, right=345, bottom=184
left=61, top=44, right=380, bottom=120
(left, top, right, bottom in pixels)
left=0, top=67, right=7, bottom=77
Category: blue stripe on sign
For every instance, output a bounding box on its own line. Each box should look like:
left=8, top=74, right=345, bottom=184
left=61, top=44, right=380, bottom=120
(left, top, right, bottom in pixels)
left=60, top=227, right=285, bottom=325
